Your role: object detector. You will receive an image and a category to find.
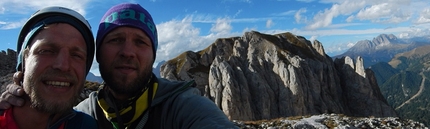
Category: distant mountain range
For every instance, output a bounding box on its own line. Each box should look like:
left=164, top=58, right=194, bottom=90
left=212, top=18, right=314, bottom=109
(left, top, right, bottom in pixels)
left=86, top=61, right=166, bottom=83
left=85, top=72, right=104, bottom=83
left=333, top=34, right=430, bottom=126
left=333, top=34, right=430, bottom=68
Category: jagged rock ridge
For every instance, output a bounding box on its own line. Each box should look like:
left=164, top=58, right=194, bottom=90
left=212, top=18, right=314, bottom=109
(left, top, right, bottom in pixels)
left=0, top=49, right=17, bottom=77
left=160, top=31, right=397, bottom=121
left=0, top=49, right=17, bottom=91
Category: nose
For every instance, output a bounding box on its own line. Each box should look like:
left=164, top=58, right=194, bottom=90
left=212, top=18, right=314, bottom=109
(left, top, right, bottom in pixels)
left=52, top=51, right=70, bottom=71
left=119, top=40, right=136, bottom=58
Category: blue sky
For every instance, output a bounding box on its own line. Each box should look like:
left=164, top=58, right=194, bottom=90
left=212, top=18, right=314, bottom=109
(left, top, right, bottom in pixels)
left=1, top=0, right=430, bottom=76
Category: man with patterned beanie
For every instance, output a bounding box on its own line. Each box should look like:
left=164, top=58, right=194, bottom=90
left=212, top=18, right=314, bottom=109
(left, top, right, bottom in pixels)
left=73, top=3, right=238, bottom=129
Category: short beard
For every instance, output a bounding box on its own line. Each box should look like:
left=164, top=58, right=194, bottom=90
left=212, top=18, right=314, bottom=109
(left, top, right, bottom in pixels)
left=100, top=62, right=152, bottom=95
left=29, top=87, right=80, bottom=114
left=25, top=72, right=81, bottom=114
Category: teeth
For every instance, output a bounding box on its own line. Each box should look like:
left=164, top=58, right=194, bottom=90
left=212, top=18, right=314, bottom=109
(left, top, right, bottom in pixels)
left=46, top=81, right=70, bottom=87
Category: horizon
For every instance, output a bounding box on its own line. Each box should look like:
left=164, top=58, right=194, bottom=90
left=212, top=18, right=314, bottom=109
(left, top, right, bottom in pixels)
left=1, top=0, right=430, bottom=76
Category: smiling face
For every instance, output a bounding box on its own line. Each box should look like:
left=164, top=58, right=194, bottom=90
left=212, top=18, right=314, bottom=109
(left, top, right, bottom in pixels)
left=22, top=23, right=87, bottom=114
left=98, top=26, right=153, bottom=98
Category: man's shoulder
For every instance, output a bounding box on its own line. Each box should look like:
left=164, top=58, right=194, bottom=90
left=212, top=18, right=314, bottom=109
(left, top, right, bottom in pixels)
left=65, top=110, right=97, bottom=128
left=155, top=78, right=196, bottom=96
left=74, top=91, right=98, bottom=114
left=159, top=87, right=239, bottom=128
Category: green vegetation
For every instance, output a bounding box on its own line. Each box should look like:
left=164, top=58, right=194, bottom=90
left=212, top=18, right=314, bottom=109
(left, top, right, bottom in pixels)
left=380, top=71, right=421, bottom=107
left=370, top=62, right=399, bottom=86
left=372, top=51, right=430, bottom=126
left=395, top=83, right=430, bottom=127
left=166, top=51, right=190, bottom=75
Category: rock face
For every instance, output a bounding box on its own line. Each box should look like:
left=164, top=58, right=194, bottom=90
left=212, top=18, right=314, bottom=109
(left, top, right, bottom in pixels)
left=0, top=49, right=17, bottom=77
left=233, top=114, right=427, bottom=129
left=160, top=31, right=397, bottom=121
left=0, top=49, right=17, bottom=91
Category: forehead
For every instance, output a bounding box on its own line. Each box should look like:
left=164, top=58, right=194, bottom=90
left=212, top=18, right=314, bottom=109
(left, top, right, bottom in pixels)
left=107, top=26, right=149, bottom=37
left=29, top=23, right=86, bottom=49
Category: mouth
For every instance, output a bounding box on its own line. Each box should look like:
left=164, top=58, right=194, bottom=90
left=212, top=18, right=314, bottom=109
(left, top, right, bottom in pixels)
left=115, top=66, right=137, bottom=74
left=44, top=81, right=71, bottom=87
left=116, top=64, right=136, bottom=69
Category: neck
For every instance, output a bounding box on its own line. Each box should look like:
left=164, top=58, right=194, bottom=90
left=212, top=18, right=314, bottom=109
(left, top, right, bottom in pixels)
left=109, top=89, right=131, bottom=101
left=106, top=75, right=154, bottom=102
left=12, top=97, right=68, bottom=129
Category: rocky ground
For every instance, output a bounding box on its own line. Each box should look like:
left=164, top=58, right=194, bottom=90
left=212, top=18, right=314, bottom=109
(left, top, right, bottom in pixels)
left=232, top=114, right=428, bottom=129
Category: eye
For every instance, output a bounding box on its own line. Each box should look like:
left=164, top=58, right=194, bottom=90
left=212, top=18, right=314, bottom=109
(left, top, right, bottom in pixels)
left=106, top=37, right=124, bottom=44
left=38, top=49, right=55, bottom=55
left=136, top=40, right=148, bottom=45
left=72, top=53, right=85, bottom=60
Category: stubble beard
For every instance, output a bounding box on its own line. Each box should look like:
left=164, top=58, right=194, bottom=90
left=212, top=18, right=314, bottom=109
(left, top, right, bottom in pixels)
left=100, top=61, right=152, bottom=96
left=24, top=70, right=81, bottom=114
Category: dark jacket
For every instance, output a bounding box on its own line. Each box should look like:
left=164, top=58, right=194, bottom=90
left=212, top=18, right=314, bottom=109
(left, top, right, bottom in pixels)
left=0, top=109, right=97, bottom=129
left=75, top=77, right=238, bottom=129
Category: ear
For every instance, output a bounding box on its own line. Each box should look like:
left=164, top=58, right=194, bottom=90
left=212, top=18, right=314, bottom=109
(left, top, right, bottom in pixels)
left=22, top=48, right=30, bottom=71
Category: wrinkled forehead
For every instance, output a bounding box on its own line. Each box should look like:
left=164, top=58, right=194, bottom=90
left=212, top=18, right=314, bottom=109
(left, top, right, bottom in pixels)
left=28, top=23, right=86, bottom=50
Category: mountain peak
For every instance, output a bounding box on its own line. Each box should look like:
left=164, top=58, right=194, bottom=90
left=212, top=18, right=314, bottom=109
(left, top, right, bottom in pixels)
left=333, top=33, right=430, bottom=67
left=372, top=34, right=398, bottom=46
left=160, top=30, right=396, bottom=121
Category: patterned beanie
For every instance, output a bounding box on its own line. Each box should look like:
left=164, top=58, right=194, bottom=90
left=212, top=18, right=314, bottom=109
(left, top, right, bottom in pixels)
left=96, top=3, right=158, bottom=62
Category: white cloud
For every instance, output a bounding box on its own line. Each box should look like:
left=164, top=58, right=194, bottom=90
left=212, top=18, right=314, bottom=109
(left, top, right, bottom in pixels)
left=0, top=0, right=91, bottom=30
left=90, top=61, right=100, bottom=76
left=0, top=7, right=4, bottom=14
left=276, top=10, right=296, bottom=16
left=346, top=15, right=354, bottom=22
left=398, top=27, right=430, bottom=38
left=0, top=0, right=90, bottom=16
left=325, top=23, right=363, bottom=29
left=355, top=2, right=411, bottom=23
left=346, top=42, right=355, bottom=48
left=156, top=19, right=200, bottom=63
left=295, top=8, right=307, bottom=24
left=183, top=14, right=218, bottom=23
left=303, top=0, right=428, bottom=30
left=154, top=16, right=242, bottom=63
left=309, top=35, right=318, bottom=42
left=266, top=19, right=274, bottom=28
left=306, top=0, right=366, bottom=30
left=294, top=26, right=411, bottom=37
left=324, top=41, right=356, bottom=55
left=271, top=10, right=297, bottom=16
left=234, top=9, right=242, bottom=18
left=296, top=0, right=314, bottom=3
left=415, top=8, right=430, bottom=24
left=211, top=18, right=232, bottom=33
left=185, top=13, right=273, bottom=25
left=0, top=18, right=26, bottom=30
